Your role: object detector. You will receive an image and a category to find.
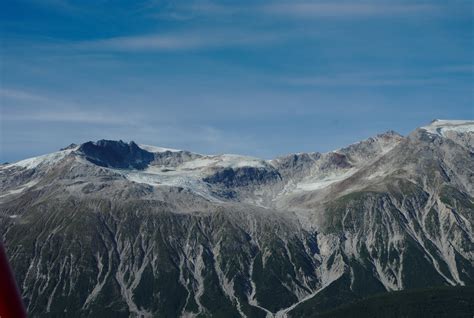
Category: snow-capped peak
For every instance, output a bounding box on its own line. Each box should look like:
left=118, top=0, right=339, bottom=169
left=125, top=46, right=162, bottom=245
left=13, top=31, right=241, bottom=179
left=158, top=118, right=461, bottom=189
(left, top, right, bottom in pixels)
left=420, top=119, right=474, bottom=136
left=3, top=148, right=77, bottom=170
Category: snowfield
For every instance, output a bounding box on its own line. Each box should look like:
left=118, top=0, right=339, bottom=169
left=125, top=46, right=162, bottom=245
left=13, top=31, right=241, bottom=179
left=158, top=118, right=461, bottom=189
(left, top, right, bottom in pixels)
left=420, top=119, right=474, bottom=136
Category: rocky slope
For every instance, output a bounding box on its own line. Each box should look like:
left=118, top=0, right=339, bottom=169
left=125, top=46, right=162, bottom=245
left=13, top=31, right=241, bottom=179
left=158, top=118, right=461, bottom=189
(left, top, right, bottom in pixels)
left=0, top=119, right=472, bottom=317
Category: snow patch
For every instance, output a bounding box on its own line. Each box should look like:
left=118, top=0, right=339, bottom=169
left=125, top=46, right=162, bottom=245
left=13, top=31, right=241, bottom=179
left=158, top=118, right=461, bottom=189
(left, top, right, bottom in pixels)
left=215, top=154, right=266, bottom=169
left=0, top=180, right=39, bottom=198
left=179, top=154, right=266, bottom=170
left=124, top=169, right=220, bottom=202
left=119, top=153, right=267, bottom=201
left=3, top=149, right=76, bottom=170
left=296, top=169, right=356, bottom=191
left=139, top=144, right=181, bottom=153
left=420, top=120, right=474, bottom=136
left=180, top=158, right=219, bottom=170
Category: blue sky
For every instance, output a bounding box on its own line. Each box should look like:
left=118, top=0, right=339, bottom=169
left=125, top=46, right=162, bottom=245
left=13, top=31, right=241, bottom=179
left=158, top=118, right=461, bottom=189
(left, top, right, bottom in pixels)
left=1, top=0, right=473, bottom=162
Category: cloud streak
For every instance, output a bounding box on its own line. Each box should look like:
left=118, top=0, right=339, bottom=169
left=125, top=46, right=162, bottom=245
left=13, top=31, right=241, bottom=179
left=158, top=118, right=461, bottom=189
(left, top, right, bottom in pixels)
left=76, top=29, right=286, bottom=52
left=160, top=1, right=438, bottom=20
left=285, top=75, right=447, bottom=87
left=0, top=88, right=50, bottom=103
left=283, top=66, right=472, bottom=87
left=84, top=2, right=440, bottom=53
left=260, top=2, right=437, bottom=18
left=1, top=88, right=137, bottom=125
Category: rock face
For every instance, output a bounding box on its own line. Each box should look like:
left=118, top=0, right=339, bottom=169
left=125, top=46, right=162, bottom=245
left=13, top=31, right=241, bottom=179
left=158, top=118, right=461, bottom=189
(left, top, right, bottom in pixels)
left=78, top=140, right=155, bottom=169
left=0, top=120, right=473, bottom=318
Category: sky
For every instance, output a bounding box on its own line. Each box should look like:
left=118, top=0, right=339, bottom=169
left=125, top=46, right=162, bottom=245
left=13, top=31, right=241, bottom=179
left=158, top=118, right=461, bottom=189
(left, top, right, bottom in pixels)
left=1, top=0, right=473, bottom=162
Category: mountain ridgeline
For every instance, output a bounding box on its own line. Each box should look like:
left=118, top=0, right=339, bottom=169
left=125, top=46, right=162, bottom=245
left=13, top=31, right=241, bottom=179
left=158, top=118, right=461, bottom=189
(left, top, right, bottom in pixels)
left=0, top=120, right=473, bottom=317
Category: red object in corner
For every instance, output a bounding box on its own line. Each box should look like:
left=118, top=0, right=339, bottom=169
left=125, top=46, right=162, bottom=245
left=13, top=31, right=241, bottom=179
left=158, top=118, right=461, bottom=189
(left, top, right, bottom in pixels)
left=0, top=242, right=27, bottom=318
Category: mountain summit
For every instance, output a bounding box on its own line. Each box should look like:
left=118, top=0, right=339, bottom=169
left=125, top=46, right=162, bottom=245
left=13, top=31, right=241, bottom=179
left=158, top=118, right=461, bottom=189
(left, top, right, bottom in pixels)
left=0, top=120, right=473, bottom=317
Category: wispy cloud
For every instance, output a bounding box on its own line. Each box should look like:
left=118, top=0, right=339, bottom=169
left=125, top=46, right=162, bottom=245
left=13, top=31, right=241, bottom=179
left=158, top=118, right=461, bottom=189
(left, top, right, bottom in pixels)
left=260, top=2, right=438, bottom=18
left=155, top=1, right=438, bottom=21
left=4, top=111, right=135, bottom=124
left=1, top=88, right=137, bottom=125
left=437, top=64, right=474, bottom=73
left=281, top=65, right=473, bottom=88
left=3, top=2, right=441, bottom=54
left=0, top=88, right=264, bottom=158
left=76, top=29, right=284, bottom=52
left=150, top=2, right=248, bottom=20
left=24, top=0, right=85, bottom=13
left=283, top=72, right=450, bottom=87
left=0, top=88, right=50, bottom=102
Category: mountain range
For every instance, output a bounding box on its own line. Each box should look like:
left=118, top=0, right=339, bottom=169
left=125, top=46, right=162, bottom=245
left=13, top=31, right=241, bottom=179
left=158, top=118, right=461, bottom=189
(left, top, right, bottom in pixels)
left=0, top=119, right=473, bottom=317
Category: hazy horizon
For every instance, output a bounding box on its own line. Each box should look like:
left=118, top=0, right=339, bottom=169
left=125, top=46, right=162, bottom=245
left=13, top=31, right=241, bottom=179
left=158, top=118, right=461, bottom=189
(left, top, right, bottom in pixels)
left=3, top=119, right=474, bottom=163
